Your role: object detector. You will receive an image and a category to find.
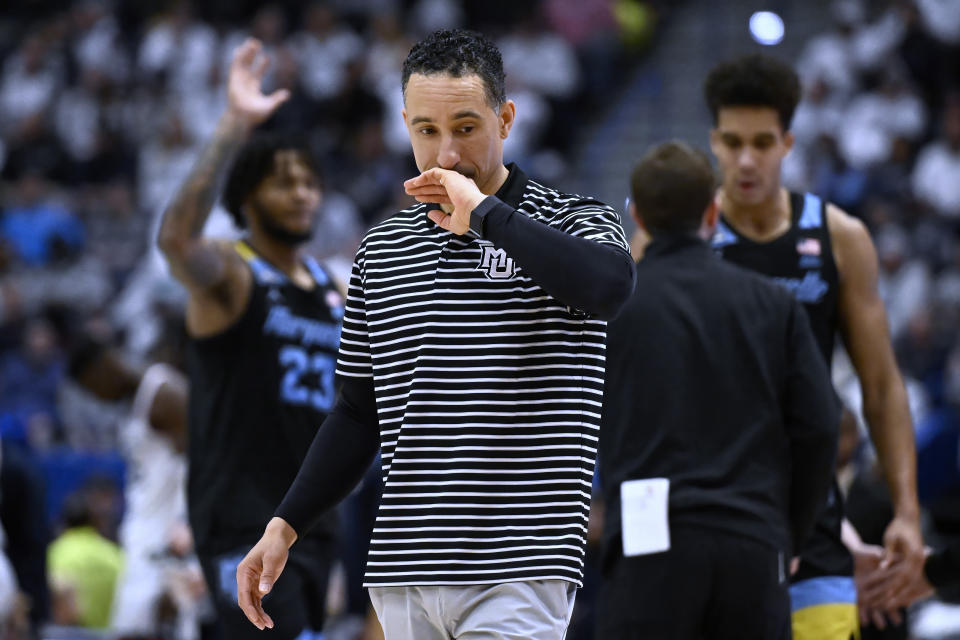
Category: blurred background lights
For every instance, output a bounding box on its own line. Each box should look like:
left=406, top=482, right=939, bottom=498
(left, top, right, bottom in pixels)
left=749, top=11, right=785, bottom=45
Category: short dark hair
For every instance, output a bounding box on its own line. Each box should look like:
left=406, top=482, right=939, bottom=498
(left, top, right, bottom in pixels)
left=60, top=491, right=94, bottom=529
left=67, top=336, right=108, bottom=381
left=704, top=54, right=801, bottom=130
left=630, top=141, right=716, bottom=235
left=401, top=29, right=506, bottom=109
left=222, top=134, right=320, bottom=229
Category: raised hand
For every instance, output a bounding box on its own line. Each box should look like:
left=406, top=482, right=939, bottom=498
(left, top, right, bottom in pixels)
left=225, top=38, right=290, bottom=129
left=404, top=168, right=487, bottom=235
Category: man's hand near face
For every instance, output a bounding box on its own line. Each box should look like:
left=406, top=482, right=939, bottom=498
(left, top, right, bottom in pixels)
left=405, top=168, right=488, bottom=235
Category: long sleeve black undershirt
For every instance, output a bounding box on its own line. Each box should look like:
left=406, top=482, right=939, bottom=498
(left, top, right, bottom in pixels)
left=475, top=196, right=636, bottom=320
left=275, top=375, right=379, bottom=537
left=276, top=197, right=635, bottom=537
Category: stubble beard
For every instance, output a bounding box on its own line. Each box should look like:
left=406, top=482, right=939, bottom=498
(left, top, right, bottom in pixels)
left=251, top=200, right=314, bottom=247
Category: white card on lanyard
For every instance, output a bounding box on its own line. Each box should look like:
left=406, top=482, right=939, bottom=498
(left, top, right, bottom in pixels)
left=620, top=477, right=671, bottom=556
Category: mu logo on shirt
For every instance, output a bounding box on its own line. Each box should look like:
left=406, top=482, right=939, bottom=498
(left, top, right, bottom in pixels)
left=477, top=244, right=518, bottom=280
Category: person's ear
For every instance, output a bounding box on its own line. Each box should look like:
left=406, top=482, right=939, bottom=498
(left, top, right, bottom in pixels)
left=782, top=129, right=795, bottom=156
left=708, top=128, right=722, bottom=158
left=629, top=200, right=646, bottom=232
left=499, top=100, right=516, bottom=139
left=700, top=200, right=719, bottom=239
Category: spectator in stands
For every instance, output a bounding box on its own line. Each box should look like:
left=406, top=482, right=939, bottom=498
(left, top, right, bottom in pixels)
left=80, top=181, right=148, bottom=286
left=289, top=2, right=363, bottom=102
left=138, top=1, right=218, bottom=97
left=782, top=76, right=845, bottom=191
left=795, top=0, right=863, bottom=98
left=70, top=0, right=131, bottom=86
left=47, top=484, right=124, bottom=629
left=0, top=33, right=61, bottom=139
left=0, top=317, right=65, bottom=433
left=875, top=223, right=931, bottom=344
left=498, top=7, right=581, bottom=154
left=837, top=66, right=926, bottom=171
left=912, top=93, right=960, bottom=220
left=0, top=171, right=85, bottom=268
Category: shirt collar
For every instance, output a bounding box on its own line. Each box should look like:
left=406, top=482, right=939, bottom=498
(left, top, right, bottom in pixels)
left=495, top=162, right=527, bottom=209
left=643, top=232, right=710, bottom=259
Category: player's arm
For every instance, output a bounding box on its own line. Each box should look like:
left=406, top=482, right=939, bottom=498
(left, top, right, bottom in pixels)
left=829, top=204, right=924, bottom=592
left=157, top=39, right=289, bottom=334
left=147, top=370, right=188, bottom=453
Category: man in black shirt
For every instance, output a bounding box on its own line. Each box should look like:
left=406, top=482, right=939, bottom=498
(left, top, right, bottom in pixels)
left=598, top=141, right=839, bottom=639
left=157, top=39, right=341, bottom=640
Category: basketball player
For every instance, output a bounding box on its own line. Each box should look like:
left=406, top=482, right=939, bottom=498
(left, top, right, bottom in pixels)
left=704, top=54, right=924, bottom=639
left=157, top=39, right=342, bottom=640
left=68, top=338, right=205, bottom=639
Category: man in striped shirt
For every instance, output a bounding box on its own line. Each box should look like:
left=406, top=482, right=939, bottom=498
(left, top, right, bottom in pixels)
left=236, top=28, right=635, bottom=640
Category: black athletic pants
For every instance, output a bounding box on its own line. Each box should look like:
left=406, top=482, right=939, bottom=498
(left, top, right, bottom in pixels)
left=198, top=537, right=334, bottom=640
left=596, top=527, right=792, bottom=640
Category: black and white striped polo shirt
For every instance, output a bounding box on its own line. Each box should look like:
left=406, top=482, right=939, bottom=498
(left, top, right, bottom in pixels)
left=337, top=164, right=628, bottom=586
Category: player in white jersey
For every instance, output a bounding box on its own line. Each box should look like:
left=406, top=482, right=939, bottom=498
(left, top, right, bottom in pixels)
left=69, top=341, right=206, bottom=639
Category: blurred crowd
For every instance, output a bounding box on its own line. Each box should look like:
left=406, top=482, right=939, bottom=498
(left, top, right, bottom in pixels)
left=781, top=0, right=960, bottom=501
left=4, top=0, right=960, bottom=637
left=0, top=0, right=645, bottom=638
left=786, top=0, right=960, bottom=391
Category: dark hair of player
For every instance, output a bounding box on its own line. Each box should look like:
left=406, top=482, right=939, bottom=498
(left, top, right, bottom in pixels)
left=704, top=54, right=801, bottom=130
left=401, top=28, right=506, bottom=109
left=630, top=141, right=717, bottom=235
left=67, top=336, right=108, bottom=381
left=222, top=134, right=320, bottom=229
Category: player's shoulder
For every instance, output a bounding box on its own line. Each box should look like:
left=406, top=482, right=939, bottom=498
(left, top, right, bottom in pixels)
left=823, top=201, right=876, bottom=275
left=199, top=237, right=248, bottom=263
left=824, top=202, right=869, bottom=240
left=214, top=238, right=260, bottom=277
